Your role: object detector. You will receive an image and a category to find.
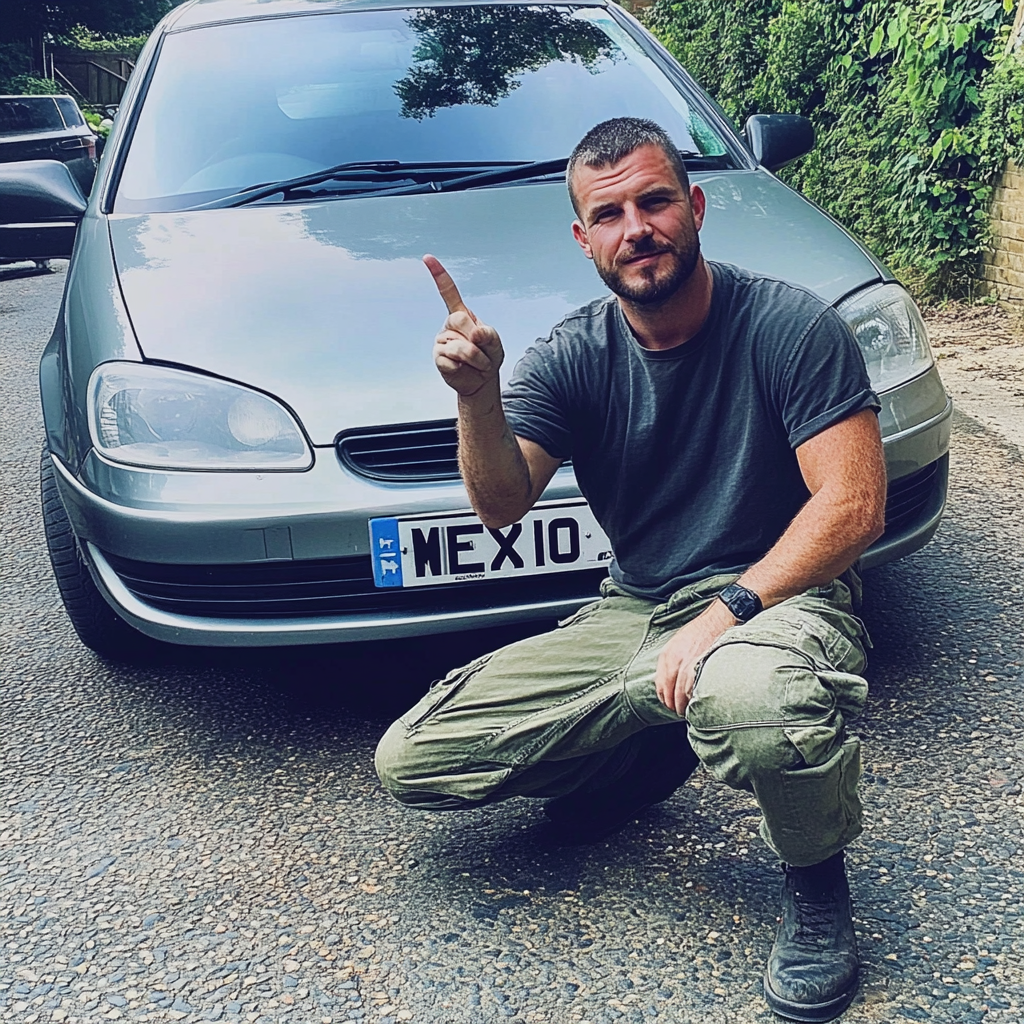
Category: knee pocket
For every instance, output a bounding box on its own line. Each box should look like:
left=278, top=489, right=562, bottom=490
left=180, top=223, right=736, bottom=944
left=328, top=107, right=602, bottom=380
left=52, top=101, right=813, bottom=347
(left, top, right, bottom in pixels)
left=686, top=637, right=866, bottom=783
left=689, top=629, right=867, bottom=730
left=688, top=639, right=831, bottom=732
left=767, top=737, right=864, bottom=865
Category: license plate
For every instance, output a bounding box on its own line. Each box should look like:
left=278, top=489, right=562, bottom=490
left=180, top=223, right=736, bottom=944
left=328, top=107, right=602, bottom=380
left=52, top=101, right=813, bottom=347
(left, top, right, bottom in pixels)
left=369, top=500, right=613, bottom=588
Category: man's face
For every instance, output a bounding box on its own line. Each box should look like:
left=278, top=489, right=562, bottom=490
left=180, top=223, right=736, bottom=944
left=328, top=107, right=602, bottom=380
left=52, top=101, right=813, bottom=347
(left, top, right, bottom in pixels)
left=570, top=144, right=705, bottom=307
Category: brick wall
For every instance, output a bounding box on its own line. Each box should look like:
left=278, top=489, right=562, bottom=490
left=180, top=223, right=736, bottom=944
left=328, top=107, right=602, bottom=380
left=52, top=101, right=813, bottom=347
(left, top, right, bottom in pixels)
left=980, top=160, right=1024, bottom=305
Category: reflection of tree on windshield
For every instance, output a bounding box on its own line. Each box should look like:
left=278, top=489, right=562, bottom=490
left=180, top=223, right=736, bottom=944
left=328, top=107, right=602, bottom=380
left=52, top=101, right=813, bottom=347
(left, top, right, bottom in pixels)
left=395, top=7, right=617, bottom=120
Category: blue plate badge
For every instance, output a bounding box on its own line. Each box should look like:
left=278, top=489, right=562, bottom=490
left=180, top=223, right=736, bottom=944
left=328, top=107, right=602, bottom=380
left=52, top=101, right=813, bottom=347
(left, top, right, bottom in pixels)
left=370, top=517, right=404, bottom=587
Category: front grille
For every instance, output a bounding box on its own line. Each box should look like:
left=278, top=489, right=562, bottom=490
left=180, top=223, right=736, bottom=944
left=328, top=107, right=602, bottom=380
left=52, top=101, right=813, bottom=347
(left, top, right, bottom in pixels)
left=337, top=420, right=572, bottom=482
left=884, top=460, right=941, bottom=534
left=337, top=420, right=459, bottom=481
left=104, top=550, right=607, bottom=620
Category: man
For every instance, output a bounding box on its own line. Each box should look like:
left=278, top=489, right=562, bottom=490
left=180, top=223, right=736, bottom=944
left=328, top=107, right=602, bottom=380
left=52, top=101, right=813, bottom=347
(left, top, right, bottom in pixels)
left=376, top=117, right=886, bottom=1023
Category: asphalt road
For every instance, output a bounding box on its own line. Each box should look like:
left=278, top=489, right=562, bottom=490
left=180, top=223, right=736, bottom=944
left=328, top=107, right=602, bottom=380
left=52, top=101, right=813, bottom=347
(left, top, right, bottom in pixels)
left=2, top=261, right=1023, bottom=1024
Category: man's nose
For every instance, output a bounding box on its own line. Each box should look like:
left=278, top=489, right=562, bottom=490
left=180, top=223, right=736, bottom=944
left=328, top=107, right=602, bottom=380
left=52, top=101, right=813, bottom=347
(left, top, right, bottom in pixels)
left=621, top=203, right=652, bottom=242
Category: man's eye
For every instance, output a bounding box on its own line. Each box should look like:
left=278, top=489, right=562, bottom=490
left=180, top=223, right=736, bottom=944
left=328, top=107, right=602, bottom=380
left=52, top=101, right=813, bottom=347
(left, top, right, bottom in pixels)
left=595, top=209, right=619, bottom=223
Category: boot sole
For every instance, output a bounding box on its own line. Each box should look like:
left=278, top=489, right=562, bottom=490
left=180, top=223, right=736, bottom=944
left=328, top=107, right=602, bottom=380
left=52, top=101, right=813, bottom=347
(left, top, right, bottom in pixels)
left=762, top=971, right=858, bottom=1022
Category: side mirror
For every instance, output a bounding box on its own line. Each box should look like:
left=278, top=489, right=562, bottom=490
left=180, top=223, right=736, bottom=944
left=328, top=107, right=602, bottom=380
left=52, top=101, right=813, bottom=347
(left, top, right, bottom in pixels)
left=743, top=114, right=815, bottom=172
left=0, top=160, right=87, bottom=262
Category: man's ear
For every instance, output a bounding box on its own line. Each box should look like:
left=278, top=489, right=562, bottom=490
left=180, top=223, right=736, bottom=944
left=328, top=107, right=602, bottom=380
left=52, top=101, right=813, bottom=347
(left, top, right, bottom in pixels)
left=689, top=184, right=707, bottom=232
left=572, top=219, right=593, bottom=260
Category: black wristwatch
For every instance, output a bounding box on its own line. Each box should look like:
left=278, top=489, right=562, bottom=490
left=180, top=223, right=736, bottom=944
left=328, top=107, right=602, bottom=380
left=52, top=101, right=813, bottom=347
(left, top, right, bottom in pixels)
left=718, top=582, right=763, bottom=622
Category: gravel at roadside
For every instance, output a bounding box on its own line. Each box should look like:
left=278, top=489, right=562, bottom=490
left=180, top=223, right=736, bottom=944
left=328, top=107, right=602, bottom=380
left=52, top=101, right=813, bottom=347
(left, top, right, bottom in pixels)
left=924, top=301, right=1024, bottom=454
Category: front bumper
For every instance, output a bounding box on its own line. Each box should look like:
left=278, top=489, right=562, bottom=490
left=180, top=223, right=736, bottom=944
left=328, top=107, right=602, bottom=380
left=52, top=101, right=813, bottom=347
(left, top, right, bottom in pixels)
left=50, top=367, right=953, bottom=647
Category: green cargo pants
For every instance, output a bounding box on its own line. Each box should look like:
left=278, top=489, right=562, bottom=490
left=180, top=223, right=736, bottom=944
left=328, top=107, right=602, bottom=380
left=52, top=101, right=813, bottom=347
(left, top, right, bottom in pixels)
left=375, top=573, right=870, bottom=867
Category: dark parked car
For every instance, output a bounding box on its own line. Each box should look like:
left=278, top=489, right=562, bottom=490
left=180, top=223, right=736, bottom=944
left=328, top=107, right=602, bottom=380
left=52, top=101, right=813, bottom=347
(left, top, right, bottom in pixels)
left=0, top=95, right=98, bottom=192
left=15, top=0, right=949, bottom=657
left=0, top=95, right=96, bottom=266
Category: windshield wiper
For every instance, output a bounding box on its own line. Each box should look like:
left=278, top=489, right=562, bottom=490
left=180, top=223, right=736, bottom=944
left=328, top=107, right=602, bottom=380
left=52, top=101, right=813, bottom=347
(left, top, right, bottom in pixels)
left=193, top=161, right=532, bottom=210
left=193, top=153, right=711, bottom=209
left=355, top=158, right=569, bottom=200
left=375, top=152, right=725, bottom=198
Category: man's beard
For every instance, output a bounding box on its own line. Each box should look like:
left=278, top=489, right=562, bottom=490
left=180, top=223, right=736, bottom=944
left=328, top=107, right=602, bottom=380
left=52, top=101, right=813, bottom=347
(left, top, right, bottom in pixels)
left=594, top=232, right=700, bottom=307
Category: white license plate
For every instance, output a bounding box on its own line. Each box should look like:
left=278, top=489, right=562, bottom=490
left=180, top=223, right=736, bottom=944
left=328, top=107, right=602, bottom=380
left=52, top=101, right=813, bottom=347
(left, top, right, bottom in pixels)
left=369, top=500, right=613, bottom=588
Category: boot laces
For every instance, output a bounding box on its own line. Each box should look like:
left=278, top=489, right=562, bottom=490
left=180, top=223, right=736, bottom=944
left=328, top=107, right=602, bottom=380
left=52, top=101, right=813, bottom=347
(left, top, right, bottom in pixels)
left=790, top=887, right=837, bottom=948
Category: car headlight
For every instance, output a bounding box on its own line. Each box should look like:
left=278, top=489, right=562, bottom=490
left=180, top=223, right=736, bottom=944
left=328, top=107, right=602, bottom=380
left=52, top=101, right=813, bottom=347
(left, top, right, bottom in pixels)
left=836, top=283, right=934, bottom=393
left=87, top=362, right=312, bottom=471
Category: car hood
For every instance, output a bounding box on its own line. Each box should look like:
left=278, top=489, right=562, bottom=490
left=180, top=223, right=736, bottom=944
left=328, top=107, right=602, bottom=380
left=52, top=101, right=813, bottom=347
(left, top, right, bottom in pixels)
left=109, top=171, right=884, bottom=445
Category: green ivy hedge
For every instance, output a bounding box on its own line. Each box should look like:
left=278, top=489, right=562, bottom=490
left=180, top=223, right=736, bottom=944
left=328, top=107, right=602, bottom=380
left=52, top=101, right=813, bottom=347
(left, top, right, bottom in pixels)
left=644, top=0, right=1024, bottom=299
left=57, top=26, right=149, bottom=60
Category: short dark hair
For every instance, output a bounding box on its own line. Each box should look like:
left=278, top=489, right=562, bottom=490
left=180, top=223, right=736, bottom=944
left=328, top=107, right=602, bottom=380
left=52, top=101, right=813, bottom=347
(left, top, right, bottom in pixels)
left=566, top=117, right=691, bottom=217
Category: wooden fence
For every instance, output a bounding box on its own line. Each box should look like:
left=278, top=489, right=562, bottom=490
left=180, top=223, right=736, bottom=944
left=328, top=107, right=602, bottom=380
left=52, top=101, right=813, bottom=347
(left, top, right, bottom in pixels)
left=46, top=50, right=135, bottom=109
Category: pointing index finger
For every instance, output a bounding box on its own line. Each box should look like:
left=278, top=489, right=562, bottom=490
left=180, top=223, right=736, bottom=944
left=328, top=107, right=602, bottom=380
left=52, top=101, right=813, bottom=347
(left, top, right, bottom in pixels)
left=423, top=253, right=469, bottom=315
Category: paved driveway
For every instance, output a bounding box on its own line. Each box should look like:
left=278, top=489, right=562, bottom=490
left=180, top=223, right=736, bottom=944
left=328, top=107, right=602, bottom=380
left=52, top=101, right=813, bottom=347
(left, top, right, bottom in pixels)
left=1, top=263, right=1022, bottom=1024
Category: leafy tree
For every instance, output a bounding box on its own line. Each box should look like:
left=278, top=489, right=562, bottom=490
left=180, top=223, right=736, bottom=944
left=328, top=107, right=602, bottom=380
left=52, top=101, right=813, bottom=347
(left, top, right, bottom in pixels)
left=1, top=0, right=169, bottom=91
left=0, top=0, right=172, bottom=43
left=395, top=6, right=617, bottom=120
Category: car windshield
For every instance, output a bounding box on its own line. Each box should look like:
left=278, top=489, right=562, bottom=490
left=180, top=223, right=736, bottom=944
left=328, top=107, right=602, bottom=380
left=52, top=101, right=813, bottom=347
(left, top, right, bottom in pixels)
left=0, top=96, right=65, bottom=136
left=113, top=5, right=734, bottom=212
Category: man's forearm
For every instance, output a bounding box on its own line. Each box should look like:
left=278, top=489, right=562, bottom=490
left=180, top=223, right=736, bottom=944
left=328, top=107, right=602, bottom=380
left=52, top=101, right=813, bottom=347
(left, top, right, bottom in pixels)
left=654, top=485, right=884, bottom=716
left=736, top=484, right=885, bottom=611
left=656, top=410, right=885, bottom=713
left=457, top=382, right=533, bottom=528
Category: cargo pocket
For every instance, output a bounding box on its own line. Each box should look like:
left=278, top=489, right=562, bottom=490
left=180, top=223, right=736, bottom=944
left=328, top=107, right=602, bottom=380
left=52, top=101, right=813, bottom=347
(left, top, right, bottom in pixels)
left=763, top=736, right=864, bottom=866
left=474, top=673, right=626, bottom=768
left=399, top=652, right=494, bottom=732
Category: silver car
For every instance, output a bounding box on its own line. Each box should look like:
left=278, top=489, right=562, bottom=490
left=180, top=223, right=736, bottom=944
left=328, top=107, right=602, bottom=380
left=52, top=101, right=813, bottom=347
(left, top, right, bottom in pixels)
left=31, top=0, right=950, bottom=656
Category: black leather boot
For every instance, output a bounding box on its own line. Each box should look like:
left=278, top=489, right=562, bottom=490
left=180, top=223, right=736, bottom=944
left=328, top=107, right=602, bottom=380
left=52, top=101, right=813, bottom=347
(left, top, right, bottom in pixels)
left=763, top=852, right=859, bottom=1022
left=544, top=721, right=699, bottom=844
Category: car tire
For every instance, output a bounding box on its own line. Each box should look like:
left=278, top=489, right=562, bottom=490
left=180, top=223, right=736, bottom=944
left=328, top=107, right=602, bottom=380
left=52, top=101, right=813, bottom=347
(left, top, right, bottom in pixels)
left=40, top=447, right=153, bottom=660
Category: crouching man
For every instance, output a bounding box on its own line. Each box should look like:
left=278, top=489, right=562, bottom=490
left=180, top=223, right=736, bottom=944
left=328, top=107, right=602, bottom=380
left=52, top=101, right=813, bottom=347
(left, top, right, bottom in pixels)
left=375, top=117, right=886, bottom=1023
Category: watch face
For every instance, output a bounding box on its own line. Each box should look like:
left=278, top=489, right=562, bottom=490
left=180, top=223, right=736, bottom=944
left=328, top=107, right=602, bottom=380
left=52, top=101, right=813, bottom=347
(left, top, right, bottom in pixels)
left=722, top=584, right=761, bottom=621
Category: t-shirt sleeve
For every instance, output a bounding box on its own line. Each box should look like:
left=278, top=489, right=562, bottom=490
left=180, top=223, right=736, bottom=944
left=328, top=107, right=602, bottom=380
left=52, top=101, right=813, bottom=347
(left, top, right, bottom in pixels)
left=778, top=306, right=880, bottom=449
left=502, top=339, right=574, bottom=461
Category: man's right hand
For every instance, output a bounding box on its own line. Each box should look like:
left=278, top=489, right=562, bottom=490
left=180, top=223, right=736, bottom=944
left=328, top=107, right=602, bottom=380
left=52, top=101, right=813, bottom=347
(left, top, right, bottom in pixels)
left=424, top=254, right=504, bottom=398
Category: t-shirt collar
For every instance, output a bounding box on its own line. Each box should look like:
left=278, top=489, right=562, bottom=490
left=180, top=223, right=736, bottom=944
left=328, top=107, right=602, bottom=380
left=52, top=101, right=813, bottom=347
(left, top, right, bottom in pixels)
left=615, top=260, right=724, bottom=361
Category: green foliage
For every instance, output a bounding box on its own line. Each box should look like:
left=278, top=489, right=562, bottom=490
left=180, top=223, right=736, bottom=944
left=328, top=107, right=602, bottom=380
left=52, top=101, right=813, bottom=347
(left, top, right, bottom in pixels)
left=83, top=109, right=112, bottom=136
left=0, top=1, right=167, bottom=91
left=0, top=41, right=33, bottom=89
left=0, top=1, right=172, bottom=43
left=57, top=25, right=149, bottom=58
left=645, top=0, right=1024, bottom=298
left=4, top=75, right=61, bottom=95
left=647, top=0, right=781, bottom=120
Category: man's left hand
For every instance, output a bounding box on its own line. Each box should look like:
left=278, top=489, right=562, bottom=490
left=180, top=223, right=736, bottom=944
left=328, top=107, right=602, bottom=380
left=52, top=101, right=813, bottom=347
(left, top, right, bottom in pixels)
left=655, top=599, right=739, bottom=716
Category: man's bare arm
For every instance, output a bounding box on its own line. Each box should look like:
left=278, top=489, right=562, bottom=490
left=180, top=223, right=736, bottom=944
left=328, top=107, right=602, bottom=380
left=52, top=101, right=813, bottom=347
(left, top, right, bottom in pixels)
left=456, top=382, right=561, bottom=527
left=655, top=408, right=886, bottom=715
left=424, top=254, right=561, bottom=527
left=736, top=408, right=886, bottom=605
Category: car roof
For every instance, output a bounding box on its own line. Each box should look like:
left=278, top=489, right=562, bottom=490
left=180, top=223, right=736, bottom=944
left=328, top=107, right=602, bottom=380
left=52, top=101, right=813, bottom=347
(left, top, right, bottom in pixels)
left=168, top=0, right=608, bottom=32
